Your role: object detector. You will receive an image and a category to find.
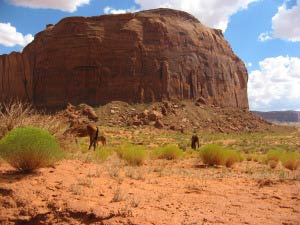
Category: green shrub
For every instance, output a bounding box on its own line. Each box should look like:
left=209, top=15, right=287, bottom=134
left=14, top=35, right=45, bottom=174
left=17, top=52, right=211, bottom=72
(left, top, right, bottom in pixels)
left=199, top=144, right=241, bottom=167
left=0, top=127, right=62, bottom=172
left=225, top=150, right=243, bottom=167
left=94, top=146, right=113, bottom=162
left=115, top=143, right=147, bottom=166
left=266, top=150, right=284, bottom=163
left=152, top=144, right=184, bottom=160
left=281, top=152, right=300, bottom=170
left=266, top=150, right=300, bottom=170
left=268, top=159, right=278, bottom=169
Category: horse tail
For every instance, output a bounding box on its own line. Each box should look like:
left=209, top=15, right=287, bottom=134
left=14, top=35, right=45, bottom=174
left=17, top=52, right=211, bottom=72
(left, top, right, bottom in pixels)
left=94, top=127, right=99, bottom=141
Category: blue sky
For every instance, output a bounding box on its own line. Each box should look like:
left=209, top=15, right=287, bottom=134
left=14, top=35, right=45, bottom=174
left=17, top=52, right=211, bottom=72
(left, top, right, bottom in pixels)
left=0, top=0, right=299, bottom=111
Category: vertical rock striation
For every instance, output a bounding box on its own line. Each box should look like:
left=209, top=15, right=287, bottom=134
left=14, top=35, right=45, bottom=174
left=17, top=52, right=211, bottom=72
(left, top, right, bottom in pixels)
left=0, top=8, right=248, bottom=109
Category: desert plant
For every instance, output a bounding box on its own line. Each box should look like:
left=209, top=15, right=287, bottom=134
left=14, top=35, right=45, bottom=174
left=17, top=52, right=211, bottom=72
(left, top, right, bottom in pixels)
left=199, top=144, right=226, bottom=166
left=266, top=150, right=300, bottom=170
left=0, top=101, right=34, bottom=137
left=225, top=150, right=243, bottom=167
left=199, top=144, right=241, bottom=167
left=111, top=188, right=126, bottom=202
left=115, top=143, right=147, bottom=166
left=0, top=101, right=68, bottom=149
left=266, top=150, right=284, bottom=163
left=281, top=152, right=300, bottom=170
left=268, top=159, right=278, bottom=169
left=94, top=146, right=113, bottom=162
left=0, top=127, right=62, bottom=172
left=152, top=144, right=184, bottom=160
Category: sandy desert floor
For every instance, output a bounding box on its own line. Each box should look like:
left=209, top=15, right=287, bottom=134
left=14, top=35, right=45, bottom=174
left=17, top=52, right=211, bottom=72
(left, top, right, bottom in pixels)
left=1, top=154, right=299, bottom=225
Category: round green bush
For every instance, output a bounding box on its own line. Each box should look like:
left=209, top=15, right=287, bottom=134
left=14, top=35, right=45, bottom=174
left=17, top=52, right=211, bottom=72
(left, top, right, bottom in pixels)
left=116, top=143, right=147, bottom=166
left=152, top=144, right=184, bottom=160
left=0, top=126, right=62, bottom=172
left=200, top=144, right=241, bottom=167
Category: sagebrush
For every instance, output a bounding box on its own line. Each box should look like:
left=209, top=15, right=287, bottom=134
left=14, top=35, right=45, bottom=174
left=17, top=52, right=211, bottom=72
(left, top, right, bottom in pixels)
left=0, top=126, right=63, bottom=172
left=200, top=144, right=241, bottom=167
left=115, top=143, right=147, bottom=166
left=0, top=101, right=70, bottom=149
left=152, top=144, right=184, bottom=160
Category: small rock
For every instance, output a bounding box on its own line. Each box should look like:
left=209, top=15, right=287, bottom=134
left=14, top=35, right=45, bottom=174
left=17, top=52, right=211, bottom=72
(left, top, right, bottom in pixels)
left=169, top=125, right=176, bottom=130
left=196, top=96, right=207, bottom=105
left=148, top=110, right=163, bottom=121
left=154, top=119, right=164, bottom=129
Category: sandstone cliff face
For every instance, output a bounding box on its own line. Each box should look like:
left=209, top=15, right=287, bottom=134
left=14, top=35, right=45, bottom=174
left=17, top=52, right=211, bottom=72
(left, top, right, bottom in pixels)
left=0, top=8, right=248, bottom=109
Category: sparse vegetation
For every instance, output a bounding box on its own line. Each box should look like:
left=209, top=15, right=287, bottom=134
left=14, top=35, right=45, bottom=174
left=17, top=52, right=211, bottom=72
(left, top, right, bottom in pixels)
left=115, top=143, right=147, bottom=166
left=266, top=150, right=283, bottom=163
left=125, top=167, right=145, bottom=180
left=151, top=144, right=184, bottom=160
left=199, top=144, right=241, bottom=167
left=94, top=146, right=113, bottom=162
left=111, top=188, right=126, bottom=202
left=69, top=183, right=82, bottom=195
left=265, top=150, right=300, bottom=170
left=0, top=101, right=69, bottom=149
left=0, top=126, right=63, bottom=172
left=268, top=160, right=278, bottom=169
left=280, top=152, right=300, bottom=170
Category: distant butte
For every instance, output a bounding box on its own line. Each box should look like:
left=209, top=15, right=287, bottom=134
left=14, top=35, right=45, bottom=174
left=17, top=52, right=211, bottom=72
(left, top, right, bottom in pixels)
left=0, top=8, right=248, bottom=110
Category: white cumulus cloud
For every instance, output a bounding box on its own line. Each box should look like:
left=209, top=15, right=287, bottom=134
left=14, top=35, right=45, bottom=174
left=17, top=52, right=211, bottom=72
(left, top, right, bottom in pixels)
left=272, top=0, right=300, bottom=42
left=135, top=0, right=258, bottom=31
left=248, top=56, right=300, bottom=111
left=105, top=0, right=258, bottom=31
left=103, top=6, right=137, bottom=15
left=0, top=22, right=33, bottom=47
left=258, top=0, right=300, bottom=42
left=258, top=32, right=272, bottom=42
left=7, top=0, right=90, bottom=12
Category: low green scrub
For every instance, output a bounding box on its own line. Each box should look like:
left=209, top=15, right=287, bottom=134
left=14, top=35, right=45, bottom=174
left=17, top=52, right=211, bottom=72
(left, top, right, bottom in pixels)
left=0, top=127, right=62, bottom=172
left=281, top=152, right=300, bottom=170
left=94, top=146, right=113, bottom=162
left=184, top=148, right=199, bottom=158
left=244, top=153, right=262, bottom=162
left=266, top=150, right=284, bottom=162
left=266, top=150, right=300, bottom=170
left=199, top=144, right=241, bottom=167
left=115, top=143, right=147, bottom=166
left=152, top=144, right=184, bottom=160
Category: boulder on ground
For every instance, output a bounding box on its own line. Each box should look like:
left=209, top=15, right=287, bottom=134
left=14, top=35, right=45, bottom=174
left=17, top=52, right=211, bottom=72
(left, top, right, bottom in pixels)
left=154, top=119, right=164, bottom=129
left=148, top=110, right=163, bottom=121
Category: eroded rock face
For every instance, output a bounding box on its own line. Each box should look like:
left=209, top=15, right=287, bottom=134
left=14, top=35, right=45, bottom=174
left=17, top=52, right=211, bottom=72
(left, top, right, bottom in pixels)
left=0, top=8, right=248, bottom=109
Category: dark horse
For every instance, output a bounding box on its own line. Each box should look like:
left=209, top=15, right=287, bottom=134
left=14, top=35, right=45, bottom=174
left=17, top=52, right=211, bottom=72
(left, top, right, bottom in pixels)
left=191, top=135, right=200, bottom=150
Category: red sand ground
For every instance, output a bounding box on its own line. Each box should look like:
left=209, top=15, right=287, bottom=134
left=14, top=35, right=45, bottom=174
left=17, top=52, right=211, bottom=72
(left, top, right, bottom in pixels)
left=1, top=156, right=299, bottom=225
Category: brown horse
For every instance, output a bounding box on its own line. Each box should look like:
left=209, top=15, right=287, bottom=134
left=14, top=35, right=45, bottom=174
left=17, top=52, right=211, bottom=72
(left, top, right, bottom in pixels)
left=69, top=124, right=106, bottom=150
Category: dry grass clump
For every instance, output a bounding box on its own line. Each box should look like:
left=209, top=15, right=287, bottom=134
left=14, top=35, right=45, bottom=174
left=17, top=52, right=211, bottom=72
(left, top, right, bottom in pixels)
left=151, top=144, right=184, bottom=160
left=268, top=160, right=278, bottom=169
left=0, top=101, right=34, bottom=137
left=115, top=143, right=147, bottom=166
left=0, top=127, right=63, bottom=172
left=0, top=101, right=70, bottom=149
left=111, top=188, right=126, bottom=202
left=199, top=144, right=242, bottom=167
left=245, top=153, right=261, bottom=162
